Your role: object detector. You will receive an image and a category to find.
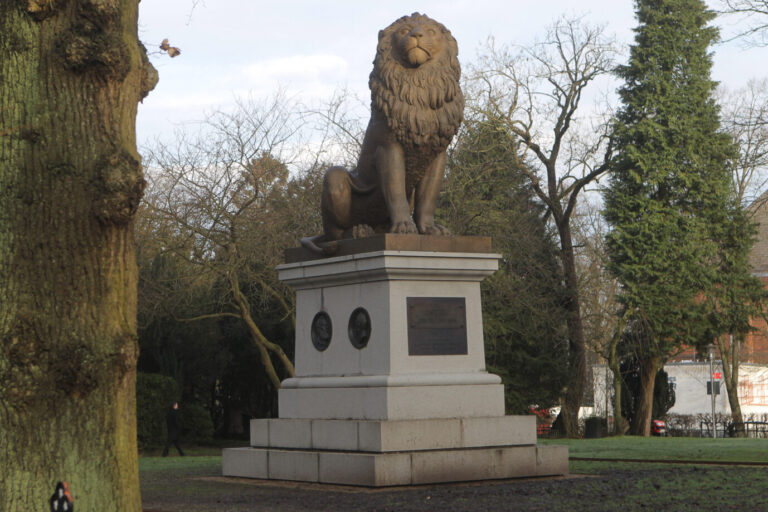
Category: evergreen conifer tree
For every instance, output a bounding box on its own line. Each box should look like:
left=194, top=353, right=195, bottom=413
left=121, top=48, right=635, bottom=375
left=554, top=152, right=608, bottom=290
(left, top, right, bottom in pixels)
left=604, top=0, right=759, bottom=435
left=441, top=116, right=570, bottom=413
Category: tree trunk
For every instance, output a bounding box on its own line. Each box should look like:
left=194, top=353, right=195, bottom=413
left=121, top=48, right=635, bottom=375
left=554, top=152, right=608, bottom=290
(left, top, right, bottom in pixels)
left=719, top=334, right=745, bottom=436
left=0, top=1, right=156, bottom=510
left=229, top=272, right=295, bottom=390
left=226, top=405, right=246, bottom=436
left=629, top=355, right=661, bottom=436
left=558, top=221, right=587, bottom=437
left=608, top=340, right=628, bottom=435
left=611, top=365, right=628, bottom=435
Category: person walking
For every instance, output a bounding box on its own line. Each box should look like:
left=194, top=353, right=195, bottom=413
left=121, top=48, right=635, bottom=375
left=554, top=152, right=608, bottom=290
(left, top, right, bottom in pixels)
left=162, top=401, right=184, bottom=457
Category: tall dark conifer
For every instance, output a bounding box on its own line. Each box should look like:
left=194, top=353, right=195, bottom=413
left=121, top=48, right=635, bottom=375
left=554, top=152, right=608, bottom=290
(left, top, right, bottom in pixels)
left=604, top=0, right=755, bottom=435
left=441, top=116, right=569, bottom=413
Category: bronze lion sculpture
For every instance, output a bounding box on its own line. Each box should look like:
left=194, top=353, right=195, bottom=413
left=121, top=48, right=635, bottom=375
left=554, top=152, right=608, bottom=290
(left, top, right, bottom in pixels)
left=302, top=13, right=464, bottom=254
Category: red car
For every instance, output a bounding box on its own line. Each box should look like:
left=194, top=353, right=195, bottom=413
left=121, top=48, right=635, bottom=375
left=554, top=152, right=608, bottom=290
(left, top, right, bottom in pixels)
left=651, top=419, right=667, bottom=436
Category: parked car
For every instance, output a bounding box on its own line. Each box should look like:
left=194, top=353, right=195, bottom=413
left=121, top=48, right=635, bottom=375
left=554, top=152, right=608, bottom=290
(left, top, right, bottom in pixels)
left=651, top=419, right=666, bottom=436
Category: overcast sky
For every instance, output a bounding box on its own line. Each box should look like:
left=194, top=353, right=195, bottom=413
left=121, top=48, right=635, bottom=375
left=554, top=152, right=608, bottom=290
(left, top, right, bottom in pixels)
left=136, top=0, right=768, bottom=145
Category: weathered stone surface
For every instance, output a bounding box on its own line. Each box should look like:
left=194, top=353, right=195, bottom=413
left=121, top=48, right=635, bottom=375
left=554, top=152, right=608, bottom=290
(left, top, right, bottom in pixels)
left=222, top=444, right=567, bottom=486
left=268, top=450, right=318, bottom=482
left=277, top=384, right=505, bottom=420
left=319, top=452, right=412, bottom=486
left=311, top=420, right=360, bottom=451
left=277, top=251, right=499, bottom=379
left=268, top=418, right=312, bottom=449
left=222, top=447, right=267, bottom=479
left=535, top=444, right=570, bottom=476
left=249, top=419, right=269, bottom=447
left=248, top=416, right=536, bottom=452
left=287, top=234, right=492, bottom=263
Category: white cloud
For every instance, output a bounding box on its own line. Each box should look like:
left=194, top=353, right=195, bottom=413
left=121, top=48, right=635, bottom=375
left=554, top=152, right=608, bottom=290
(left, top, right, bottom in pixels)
left=241, top=54, right=349, bottom=83
left=143, top=91, right=231, bottom=110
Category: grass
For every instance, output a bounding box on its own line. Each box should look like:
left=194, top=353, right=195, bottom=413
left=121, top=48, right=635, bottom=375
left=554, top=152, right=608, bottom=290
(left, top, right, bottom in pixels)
left=566, top=462, right=767, bottom=511
left=540, top=435, right=768, bottom=462
left=140, top=454, right=222, bottom=473
left=139, top=438, right=768, bottom=511
left=139, top=439, right=247, bottom=458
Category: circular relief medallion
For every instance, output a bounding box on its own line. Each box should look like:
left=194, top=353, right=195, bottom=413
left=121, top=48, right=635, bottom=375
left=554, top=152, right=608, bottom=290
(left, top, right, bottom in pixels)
left=348, top=307, right=372, bottom=349
left=311, top=311, right=332, bottom=351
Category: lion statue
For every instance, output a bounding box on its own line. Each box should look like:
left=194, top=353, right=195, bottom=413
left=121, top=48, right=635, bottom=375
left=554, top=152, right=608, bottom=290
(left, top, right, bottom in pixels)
left=302, top=13, right=464, bottom=254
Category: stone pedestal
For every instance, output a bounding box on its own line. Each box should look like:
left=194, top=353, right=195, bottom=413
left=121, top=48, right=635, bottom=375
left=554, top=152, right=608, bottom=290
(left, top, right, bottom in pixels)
left=222, top=235, right=568, bottom=486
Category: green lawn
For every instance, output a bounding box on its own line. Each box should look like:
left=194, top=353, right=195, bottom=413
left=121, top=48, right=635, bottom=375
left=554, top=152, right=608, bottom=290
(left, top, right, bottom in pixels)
left=540, top=436, right=768, bottom=462
left=139, top=439, right=768, bottom=511
left=140, top=454, right=222, bottom=474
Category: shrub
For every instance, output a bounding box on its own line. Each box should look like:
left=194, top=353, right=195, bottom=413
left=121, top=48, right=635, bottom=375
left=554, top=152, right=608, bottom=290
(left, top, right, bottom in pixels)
left=136, top=372, right=179, bottom=449
left=181, top=402, right=215, bottom=444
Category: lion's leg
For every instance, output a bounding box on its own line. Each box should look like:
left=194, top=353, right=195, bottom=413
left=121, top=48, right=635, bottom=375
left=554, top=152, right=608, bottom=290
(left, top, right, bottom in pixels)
left=375, top=143, right=417, bottom=234
left=321, top=166, right=353, bottom=240
left=414, top=151, right=450, bottom=235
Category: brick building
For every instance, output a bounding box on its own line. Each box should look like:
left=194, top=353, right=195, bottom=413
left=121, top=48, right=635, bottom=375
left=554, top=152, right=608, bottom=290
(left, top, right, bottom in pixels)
left=664, top=195, right=768, bottom=415
left=589, top=196, right=768, bottom=420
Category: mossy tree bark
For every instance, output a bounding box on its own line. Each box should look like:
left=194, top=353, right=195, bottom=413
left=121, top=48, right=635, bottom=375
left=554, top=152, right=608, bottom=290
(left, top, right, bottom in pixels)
left=607, top=313, right=629, bottom=435
left=718, top=335, right=745, bottom=435
left=557, top=222, right=587, bottom=437
left=628, top=355, right=660, bottom=436
left=0, top=1, right=156, bottom=510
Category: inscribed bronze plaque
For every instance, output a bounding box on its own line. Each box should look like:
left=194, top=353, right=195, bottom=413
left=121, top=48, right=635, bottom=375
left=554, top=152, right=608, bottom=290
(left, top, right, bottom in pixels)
left=407, top=297, right=467, bottom=355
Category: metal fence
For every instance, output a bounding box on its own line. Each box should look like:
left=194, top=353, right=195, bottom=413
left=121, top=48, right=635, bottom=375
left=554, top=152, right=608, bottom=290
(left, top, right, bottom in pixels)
left=694, top=421, right=768, bottom=438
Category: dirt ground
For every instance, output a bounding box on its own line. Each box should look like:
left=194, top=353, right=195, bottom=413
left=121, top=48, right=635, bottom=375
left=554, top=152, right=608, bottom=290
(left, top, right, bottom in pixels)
left=140, top=458, right=767, bottom=512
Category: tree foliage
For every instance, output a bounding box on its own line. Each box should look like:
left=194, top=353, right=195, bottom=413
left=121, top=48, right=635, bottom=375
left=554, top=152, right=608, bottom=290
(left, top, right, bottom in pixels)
left=440, top=115, right=569, bottom=413
left=604, top=0, right=762, bottom=435
left=136, top=372, right=179, bottom=449
left=136, top=96, right=325, bottom=434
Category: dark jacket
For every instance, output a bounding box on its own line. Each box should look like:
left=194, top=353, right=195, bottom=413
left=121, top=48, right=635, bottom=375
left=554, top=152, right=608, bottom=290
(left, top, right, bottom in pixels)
left=166, top=407, right=181, bottom=440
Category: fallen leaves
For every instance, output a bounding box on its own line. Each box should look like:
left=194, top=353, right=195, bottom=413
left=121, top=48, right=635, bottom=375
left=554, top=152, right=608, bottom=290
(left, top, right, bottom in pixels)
left=160, top=39, right=181, bottom=58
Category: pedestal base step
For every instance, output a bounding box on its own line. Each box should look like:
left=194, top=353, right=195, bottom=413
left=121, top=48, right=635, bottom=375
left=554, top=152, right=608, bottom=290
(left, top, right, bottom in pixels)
left=222, top=444, right=568, bottom=487
left=251, top=416, right=536, bottom=452
left=278, top=383, right=505, bottom=420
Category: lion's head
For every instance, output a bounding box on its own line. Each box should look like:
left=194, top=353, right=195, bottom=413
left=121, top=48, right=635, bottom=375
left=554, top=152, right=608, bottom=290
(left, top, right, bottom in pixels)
left=370, top=13, right=464, bottom=149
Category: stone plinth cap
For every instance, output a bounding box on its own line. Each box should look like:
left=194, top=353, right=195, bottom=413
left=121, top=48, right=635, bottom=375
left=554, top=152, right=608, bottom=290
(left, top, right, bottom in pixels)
left=285, top=234, right=492, bottom=263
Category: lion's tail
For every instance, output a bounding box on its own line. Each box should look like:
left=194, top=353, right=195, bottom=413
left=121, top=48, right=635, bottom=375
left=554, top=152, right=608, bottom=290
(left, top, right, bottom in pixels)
left=301, top=235, right=340, bottom=256
left=348, top=173, right=378, bottom=195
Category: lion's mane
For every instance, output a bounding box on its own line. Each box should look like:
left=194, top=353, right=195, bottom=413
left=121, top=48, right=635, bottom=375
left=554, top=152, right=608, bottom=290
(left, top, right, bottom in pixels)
left=369, top=13, right=464, bottom=150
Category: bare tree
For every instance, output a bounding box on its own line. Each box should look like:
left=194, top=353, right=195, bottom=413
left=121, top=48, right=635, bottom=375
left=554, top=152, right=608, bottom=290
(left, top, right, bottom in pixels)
left=572, top=201, right=626, bottom=433
left=467, top=16, right=617, bottom=436
left=718, top=0, right=768, bottom=45
left=715, top=79, right=768, bottom=433
left=719, top=79, right=768, bottom=207
left=305, top=88, right=367, bottom=169
left=140, top=94, right=311, bottom=391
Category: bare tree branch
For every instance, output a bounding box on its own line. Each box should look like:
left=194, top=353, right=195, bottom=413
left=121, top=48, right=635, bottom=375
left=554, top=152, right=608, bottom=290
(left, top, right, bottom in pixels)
left=717, top=0, right=768, bottom=45
left=137, top=93, right=319, bottom=388
left=718, top=79, right=768, bottom=208
left=466, top=15, right=618, bottom=436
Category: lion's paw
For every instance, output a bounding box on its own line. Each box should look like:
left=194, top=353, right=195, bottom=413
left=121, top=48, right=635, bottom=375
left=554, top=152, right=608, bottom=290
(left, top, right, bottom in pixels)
left=420, top=223, right=451, bottom=236
left=351, top=224, right=376, bottom=239
left=390, top=219, right=418, bottom=234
